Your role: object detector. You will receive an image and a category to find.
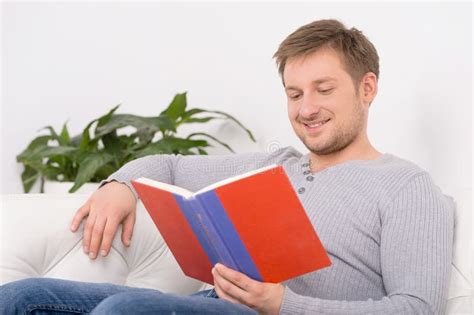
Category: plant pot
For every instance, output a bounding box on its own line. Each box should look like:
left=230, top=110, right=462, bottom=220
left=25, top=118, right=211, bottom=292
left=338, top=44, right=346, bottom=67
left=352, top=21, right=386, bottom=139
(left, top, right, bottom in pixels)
left=43, top=181, right=100, bottom=194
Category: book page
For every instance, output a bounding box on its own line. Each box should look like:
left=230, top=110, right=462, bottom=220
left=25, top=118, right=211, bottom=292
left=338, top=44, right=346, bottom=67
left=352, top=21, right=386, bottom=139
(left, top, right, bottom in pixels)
left=194, top=164, right=278, bottom=195
left=134, top=178, right=194, bottom=198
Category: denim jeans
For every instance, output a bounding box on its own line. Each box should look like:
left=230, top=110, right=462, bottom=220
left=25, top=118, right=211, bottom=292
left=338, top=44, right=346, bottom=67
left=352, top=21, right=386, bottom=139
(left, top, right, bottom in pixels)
left=0, top=277, right=258, bottom=314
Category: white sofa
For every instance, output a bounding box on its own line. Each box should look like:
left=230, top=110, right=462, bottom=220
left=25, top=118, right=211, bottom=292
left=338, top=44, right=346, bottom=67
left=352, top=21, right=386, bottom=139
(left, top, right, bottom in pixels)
left=0, top=194, right=213, bottom=294
left=0, top=193, right=472, bottom=314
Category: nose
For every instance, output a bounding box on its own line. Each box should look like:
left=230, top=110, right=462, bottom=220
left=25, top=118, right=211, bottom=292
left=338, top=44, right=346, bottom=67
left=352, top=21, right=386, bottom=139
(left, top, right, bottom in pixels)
left=299, top=92, right=321, bottom=119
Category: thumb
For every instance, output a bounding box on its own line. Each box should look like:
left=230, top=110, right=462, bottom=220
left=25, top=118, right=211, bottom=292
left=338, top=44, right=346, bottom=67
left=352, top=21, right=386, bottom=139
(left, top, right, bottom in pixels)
left=121, top=212, right=135, bottom=247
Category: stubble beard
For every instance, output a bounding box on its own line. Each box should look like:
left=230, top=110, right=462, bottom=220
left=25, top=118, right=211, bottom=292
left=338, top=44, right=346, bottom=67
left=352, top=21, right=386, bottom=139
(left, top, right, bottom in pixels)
left=297, top=103, right=365, bottom=156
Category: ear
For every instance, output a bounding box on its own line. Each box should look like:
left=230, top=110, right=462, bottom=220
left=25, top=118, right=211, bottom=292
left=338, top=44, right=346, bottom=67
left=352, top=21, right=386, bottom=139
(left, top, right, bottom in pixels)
left=359, top=72, right=378, bottom=107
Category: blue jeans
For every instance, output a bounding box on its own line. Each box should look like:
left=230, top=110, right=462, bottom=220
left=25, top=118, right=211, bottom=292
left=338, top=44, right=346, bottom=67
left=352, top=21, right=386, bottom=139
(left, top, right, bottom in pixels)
left=0, top=277, right=258, bottom=314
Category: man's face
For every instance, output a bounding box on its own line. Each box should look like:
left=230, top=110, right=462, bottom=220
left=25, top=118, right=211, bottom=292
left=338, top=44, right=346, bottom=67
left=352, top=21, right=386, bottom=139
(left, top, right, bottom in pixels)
left=284, top=48, right=367, bottom=156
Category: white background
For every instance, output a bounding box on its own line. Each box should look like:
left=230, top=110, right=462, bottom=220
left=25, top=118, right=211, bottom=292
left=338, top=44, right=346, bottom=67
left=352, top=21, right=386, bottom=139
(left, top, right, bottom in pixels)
left=1, top=1, right=472, bottom=211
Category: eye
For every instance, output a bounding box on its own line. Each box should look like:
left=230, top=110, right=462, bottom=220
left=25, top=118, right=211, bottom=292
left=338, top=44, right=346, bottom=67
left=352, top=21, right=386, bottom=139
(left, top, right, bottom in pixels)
left=318, top=88, right=334, bottom=95
left=289, top=94, right=302, bottom=101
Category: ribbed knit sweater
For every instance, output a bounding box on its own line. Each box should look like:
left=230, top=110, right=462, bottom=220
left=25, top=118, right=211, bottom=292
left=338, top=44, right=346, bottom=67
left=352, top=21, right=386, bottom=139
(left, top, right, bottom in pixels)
left=106, top=146, right=454, bottom=314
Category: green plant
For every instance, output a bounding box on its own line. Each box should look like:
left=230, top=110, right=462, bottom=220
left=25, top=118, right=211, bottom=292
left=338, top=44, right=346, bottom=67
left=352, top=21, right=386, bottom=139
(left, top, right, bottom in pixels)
left=17, top=92, right=255, bottom=193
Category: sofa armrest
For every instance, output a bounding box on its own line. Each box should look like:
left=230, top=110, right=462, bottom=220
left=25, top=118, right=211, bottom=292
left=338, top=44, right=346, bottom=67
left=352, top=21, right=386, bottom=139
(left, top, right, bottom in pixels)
left=0, top=194, right=212, bottom=294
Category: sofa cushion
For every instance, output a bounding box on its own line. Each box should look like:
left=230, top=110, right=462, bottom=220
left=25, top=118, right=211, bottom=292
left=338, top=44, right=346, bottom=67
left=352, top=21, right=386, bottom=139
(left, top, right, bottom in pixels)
left=0, top=194, right=211, bottom=294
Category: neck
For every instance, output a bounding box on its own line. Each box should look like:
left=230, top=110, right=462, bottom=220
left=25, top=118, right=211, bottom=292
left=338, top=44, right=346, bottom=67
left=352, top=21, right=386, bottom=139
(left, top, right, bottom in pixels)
left=309, top=136, right=382, bottom=173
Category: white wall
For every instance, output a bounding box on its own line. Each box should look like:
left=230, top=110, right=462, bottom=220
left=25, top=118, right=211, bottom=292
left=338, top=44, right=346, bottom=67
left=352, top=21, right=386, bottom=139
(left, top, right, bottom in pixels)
left=1, top=1, right=471, bottom=214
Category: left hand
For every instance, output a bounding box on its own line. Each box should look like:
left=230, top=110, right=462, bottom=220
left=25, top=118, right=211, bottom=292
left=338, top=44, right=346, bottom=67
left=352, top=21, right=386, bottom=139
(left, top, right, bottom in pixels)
left=212, top=263, right=285, bottom=315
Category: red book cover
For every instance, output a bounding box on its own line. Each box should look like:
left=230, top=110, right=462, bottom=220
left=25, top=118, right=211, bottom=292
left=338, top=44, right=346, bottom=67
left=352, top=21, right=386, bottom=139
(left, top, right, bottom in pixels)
left=131, top=164, right=331, bottom=285
left=131, top=180, right=214, bottom=284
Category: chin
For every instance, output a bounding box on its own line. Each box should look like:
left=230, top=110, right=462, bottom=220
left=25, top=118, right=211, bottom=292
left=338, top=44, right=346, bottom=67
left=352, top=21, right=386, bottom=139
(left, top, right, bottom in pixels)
left=300, top=133, right=339, bottom=155
left=299, top=136, right=325, bottom=154
left=304, top=144, right=330, bottom=155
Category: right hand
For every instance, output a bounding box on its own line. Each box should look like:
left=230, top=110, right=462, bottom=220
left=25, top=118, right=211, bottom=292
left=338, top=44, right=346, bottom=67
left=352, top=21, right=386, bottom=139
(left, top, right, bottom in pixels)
left=70, top=181, right=137, bottom=260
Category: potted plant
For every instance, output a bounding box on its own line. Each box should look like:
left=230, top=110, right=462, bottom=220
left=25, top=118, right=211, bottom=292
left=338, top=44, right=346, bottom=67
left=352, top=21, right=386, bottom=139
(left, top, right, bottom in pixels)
left=17, top=92, right=255, bottom=193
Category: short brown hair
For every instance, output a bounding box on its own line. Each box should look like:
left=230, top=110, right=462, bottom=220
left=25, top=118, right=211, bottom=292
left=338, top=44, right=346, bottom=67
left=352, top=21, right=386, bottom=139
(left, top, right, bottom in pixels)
left=273, top=19, right=379, bottom=86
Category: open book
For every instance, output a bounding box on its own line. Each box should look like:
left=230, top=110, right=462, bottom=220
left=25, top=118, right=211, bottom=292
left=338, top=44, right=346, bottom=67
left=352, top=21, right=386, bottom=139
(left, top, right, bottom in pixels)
left=131, top=164, right=331, bottom=285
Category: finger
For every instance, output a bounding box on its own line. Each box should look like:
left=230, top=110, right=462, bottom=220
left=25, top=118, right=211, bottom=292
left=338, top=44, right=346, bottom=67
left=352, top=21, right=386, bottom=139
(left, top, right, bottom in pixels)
left=99, top=218, right=120, bottom=257
left=212, top=266, right=249, bottom=303
left=215, top=263, right=254, bottom=292
left=88, top=216, right=107, bottom=259
left=82, top=211, right=97, bottom=254
left=70, top=200, right=91, bottom=232
left=121, top=212, right=135, bottom=247
left=214, top=282, right=241, bottom=304
left=212, top=269, right=241, bottom=304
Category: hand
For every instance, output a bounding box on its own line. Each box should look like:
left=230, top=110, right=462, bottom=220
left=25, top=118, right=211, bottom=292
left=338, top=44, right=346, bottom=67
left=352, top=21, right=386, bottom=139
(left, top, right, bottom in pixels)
left=70, top=181, right=137, bottom=260
left=212, top=263, right=285, bottom=315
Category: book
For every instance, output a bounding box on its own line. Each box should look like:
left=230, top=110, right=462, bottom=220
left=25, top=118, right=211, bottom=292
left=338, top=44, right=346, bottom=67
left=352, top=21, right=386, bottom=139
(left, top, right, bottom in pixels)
left=131, top=164, right=331, bottom=285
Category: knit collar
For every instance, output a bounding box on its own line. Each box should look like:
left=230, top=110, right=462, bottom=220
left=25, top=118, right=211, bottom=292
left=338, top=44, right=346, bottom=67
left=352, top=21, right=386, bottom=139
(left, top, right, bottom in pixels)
left=300, top=152, right=391, bottom=175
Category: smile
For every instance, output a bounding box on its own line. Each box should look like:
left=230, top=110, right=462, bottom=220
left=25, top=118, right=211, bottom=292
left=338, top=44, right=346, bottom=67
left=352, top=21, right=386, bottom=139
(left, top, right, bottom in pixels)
left=303, top=119, right=330, bottom=131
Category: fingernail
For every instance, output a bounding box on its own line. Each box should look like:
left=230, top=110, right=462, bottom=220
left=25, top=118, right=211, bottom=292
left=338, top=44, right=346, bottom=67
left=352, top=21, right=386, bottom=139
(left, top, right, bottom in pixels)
left=70, top=224, right=76, bottom=231
left=89, top=252, right=95, bottom=259
left=125, top=239, right=130, bottom=246
left=83, top=246, right=89, bottom=254
left=100, top=250, right=107, bottom=257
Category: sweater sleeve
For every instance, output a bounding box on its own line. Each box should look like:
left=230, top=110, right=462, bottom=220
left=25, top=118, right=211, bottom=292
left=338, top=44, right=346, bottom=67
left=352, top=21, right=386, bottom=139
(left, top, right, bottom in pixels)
left=99, top=154, right=176, bottom=200
left=279, top=173, right=455, bottom=315
left=100, top=146, right=301, bottom=201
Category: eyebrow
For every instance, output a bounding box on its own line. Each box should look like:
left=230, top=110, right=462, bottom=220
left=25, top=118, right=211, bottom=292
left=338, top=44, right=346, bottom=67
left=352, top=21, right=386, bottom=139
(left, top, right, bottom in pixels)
left=285, top=77, right=337, bottom=91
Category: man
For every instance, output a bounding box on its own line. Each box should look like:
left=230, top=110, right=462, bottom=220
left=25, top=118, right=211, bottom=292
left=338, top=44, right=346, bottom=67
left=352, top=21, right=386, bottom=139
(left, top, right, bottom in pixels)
left=1, top=19, right=454, bottom=314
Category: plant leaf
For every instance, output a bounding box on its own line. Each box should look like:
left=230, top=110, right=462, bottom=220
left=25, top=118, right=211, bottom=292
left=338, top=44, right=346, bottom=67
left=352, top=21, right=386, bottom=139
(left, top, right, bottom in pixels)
left=197, top=148, right=208, bottom=155
left=183, top=116, right=223, bottom=124
left=187, top=132, right=234, bottom=153
left=159, top=92, right=187, bottom=121
left=102, top=132, right=121, bottom=153
left=152, top=116, right=177, bottom=133
left=21, top=165, right=38, bottom=193
left=28, top=146, right=78, bottom=160
left=79, top=104, right=120, bottom=150
left=134, top=137, right=209, bottom=158
left=181, top=108, right=204, bottom=117
left=40, top=126, right=60, bottom=141
left=69, top=152, right=114, bottom=192
left=177, top=148, right=198, bottom=155
left=178, top=108, right=223, bottom=125
left=70, top=134, right=83, bottom=146
left=102, top=132, right=123, bottom=167
left=180, top=108, right=256, bottom=142
left=59, top=121, right=70, bottom=145
left=16, top=135, right=52, bottom=162
left=93, top=164, right=117, bottom=182
left=42, top=164, right=64, bottom=181
left=94, top=115, right=176, bottom=138
left=97, top=104, right=121, bottom=127
left=80, top=120, right=96, bottom=150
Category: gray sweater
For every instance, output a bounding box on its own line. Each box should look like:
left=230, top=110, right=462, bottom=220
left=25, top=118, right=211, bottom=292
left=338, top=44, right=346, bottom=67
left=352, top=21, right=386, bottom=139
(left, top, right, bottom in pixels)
left=106, top=146, right=454, bottom=314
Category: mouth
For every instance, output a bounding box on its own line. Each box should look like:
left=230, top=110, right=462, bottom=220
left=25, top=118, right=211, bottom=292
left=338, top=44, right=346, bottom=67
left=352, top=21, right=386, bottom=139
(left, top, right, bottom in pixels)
left=302, top=119, right=331, bottom=132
